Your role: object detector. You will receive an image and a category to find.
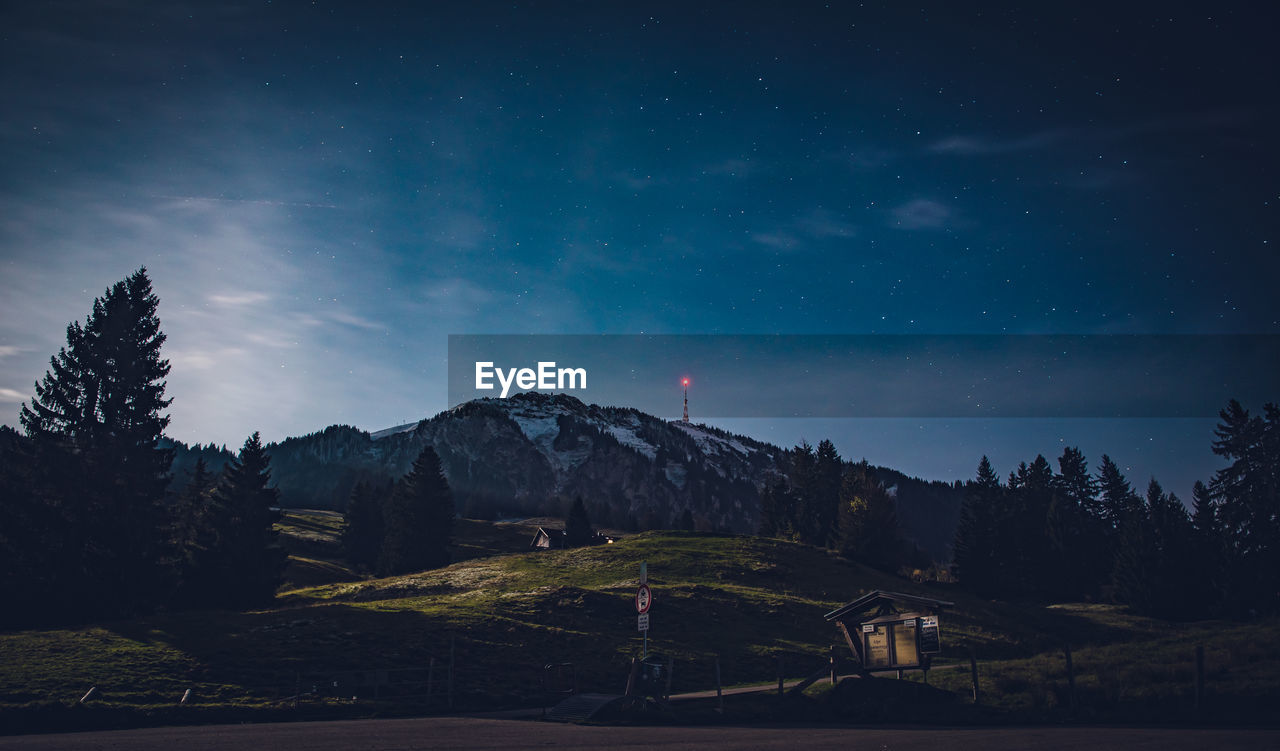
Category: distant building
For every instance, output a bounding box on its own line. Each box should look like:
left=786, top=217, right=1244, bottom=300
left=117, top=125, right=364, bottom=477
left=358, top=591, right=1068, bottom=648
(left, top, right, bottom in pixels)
left=530, top=526, right=616, bottom=550
left=531, top=527, right=568, bottom=549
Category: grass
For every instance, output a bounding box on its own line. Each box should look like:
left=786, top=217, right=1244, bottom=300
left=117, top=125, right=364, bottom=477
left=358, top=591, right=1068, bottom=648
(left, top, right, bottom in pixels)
left=1, top=525, right=1278, bottom=734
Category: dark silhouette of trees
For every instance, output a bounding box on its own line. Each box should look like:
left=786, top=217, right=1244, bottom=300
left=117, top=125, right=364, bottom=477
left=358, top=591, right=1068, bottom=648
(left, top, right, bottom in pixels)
left=379, top=446, right=453, bottom=576
left=952, top=456, right=1004, bottom=595
left=16, top=267, right=174, bottom=621
left=950, top=400, right=1280, bottom=619
left=837, top=460, right=903, bottom=570
left=342, top=480, right=387, bottom=571
left=565, top=496, right=594, bottom=546
left=212, top=432, right=288, bottom=608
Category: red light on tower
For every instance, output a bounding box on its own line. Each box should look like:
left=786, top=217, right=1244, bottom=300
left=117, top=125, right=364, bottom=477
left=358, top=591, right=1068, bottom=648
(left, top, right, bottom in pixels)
left=681, top=377, right=690, bottom=422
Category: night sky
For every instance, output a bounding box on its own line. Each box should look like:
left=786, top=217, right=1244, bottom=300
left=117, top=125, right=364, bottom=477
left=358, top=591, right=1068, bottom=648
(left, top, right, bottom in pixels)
left=2, top=2, right=1276, bottom=499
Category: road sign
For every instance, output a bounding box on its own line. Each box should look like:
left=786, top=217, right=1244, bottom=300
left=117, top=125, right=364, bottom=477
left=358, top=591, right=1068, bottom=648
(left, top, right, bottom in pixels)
left=637, top=613, right=649, bottom=631
left=636, top=583, right=653, bottom=614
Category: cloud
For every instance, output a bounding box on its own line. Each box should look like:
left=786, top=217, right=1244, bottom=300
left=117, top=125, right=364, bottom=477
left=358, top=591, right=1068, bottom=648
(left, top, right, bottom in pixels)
left=796, top=209, right=856, bottom=240
left=0, top=346, right=19, bottom=359
left=704, top=158, right=756, bottom=177
left=891, top=199, right=952, bottom=230
left=929, top=131, right=1064, bottom=156
left=0, top=387, right=28, bottom=403
left=752, top=209, right=857, bottom=251
left=208, top=291, right=271, bottom=307
left=928, top=111, right=1242, bottom=158
left=329, top=310, right=384, bottom=331
left=751, top=231, right=802, bottom=250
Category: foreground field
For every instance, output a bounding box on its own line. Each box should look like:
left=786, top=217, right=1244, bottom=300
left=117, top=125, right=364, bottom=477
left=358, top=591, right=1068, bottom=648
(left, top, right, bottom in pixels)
left=1, top=525, right=1277, bottom=734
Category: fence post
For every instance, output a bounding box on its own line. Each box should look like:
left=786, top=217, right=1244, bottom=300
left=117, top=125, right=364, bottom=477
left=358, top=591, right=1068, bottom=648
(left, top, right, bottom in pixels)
left=715, top=657, right=723, bottom=713
left=776, top=655, right=784, bottom=697
left=1064, top=644, right=1076, bottom=716
left=664, top=655, right=674, bottom=700
left=448, top=634, right=456, bottom=709
left=829, top=645, right=837, bottom=685
left=1195, top=644, right=1205, bottom=716
left=625, top=657, right=639, bottom=697
left=427, top=657, right=435, bottom=706
left=294, top=672, right=300, bottom=709
left=969, top=649, right=980, bottom=705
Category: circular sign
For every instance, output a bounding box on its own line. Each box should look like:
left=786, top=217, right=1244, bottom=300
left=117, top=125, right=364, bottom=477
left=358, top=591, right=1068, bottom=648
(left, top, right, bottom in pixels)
left=635, top=583, right=652, bottom=614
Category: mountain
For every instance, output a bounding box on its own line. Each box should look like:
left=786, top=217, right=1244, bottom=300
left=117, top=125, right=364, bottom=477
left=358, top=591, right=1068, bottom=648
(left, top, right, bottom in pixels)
left=263, top=393, right=780, bottom=534
left=168, top=392, right=964, bottom=559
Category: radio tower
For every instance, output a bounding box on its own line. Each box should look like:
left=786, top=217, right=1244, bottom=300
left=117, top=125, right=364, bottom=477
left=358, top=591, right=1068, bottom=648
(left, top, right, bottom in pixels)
left=682, top=377, right=690, bottom=422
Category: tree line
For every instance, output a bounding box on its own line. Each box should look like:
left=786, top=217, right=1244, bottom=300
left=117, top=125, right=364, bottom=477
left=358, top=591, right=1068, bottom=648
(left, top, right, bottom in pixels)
left=341, top=445, right=454, bottom=576
left=953, top=401, right=1280, bottom=619
left=0, top=269, right=287, bottom=627
left=758, top=439, right=914, bottom=571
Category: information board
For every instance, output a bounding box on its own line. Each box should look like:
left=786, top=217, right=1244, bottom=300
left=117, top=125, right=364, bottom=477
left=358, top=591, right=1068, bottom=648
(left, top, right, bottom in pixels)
left=919, top=615, right=941, bottom=654
left=893, top=618, right=919, bottom=666
left=865, top=625, right=891, bottom=668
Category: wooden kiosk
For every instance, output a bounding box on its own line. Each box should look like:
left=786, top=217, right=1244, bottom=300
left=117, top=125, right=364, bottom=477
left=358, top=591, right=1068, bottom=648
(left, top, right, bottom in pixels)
left=824, top=590, right=953, bottom=677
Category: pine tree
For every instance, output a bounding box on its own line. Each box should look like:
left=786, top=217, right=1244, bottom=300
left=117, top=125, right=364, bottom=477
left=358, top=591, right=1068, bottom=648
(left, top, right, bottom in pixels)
left=214, top=432, right=287, bottom=608
left=1047, top=447, right=1108, bottom=599
left=18, top=267, right=174, bottom=620
left=1097, top=454, right=1142, bottom=532
left=953, top=456, right=1003, bottom=594
left=1209, top=400, right=1280, bottom=613
left=757, top=476, right=791, bottom=537
left=171, top=457, right=224, bottom=606
left=1002, top=454, right=1054, bottom=596
left=811, top=439, right=843, bottom=547
left=342, top=480, right=386, bottom=570
left=379, top=446, right=453, bottom=575
left=565, top=496, right=593, bottom=546
left=837, top=461, right=902, bottom=570
left=786, top=442, right=817, bottom=543
left=1112, top=479, right=1195, bottom=618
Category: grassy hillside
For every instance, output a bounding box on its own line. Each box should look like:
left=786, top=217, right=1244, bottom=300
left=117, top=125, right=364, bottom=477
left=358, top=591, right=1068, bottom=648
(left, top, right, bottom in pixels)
left=1, top=529, right=1277, bottom=733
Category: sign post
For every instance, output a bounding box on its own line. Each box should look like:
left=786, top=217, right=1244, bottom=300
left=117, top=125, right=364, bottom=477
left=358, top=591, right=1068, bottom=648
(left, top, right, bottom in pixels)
left=637, top=562, right=651, bottom=658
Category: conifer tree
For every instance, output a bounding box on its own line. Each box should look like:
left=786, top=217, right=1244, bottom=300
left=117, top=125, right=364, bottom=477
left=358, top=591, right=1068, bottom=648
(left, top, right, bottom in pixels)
left=1047, top=447, right=1108, bottom=599
left=379, top=446, right=453, bottom=575
left=18, top=267, right=174, bottom=619
left=171, top=457, right=221, bottom=605
left=214, top=432, right=287, bottom=608
left=1097, top=454, right=1142, bottom=532
left=565, top=496, right=593, bottom=546
left=953, top=456, right=1003, bottom=594
left=1209, top=399, right=1280, bottom=613
left=811, top=439, right=843, bottom=547
left=342, top=480, right=386, bottom=570
left=837, top=461, right=902, bottom=570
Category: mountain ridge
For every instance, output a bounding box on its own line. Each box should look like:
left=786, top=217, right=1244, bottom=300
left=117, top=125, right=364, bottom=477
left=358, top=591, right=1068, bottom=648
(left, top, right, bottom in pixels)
left=168, top=393, right=964, bottom=560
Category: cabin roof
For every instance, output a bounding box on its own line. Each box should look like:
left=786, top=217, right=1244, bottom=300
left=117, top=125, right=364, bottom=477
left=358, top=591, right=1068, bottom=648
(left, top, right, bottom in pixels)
left=823, top=589, right=954, bottom=622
